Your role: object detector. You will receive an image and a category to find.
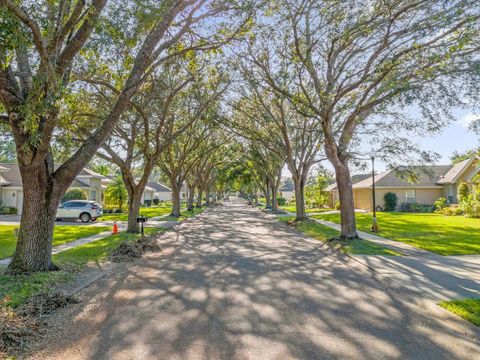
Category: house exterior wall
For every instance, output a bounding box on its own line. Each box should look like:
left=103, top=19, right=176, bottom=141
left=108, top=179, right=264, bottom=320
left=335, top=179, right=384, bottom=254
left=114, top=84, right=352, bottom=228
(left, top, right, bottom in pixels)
left=280, top=190, right=294, bottom=200
left=156, top=192, right=172, bottom=201
left=352, top=187, right=443, bottom=210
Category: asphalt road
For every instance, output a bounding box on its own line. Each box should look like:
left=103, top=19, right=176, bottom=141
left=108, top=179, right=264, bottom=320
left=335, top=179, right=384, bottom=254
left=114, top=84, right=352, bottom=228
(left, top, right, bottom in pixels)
left=31, top=200, right=480, bottom=360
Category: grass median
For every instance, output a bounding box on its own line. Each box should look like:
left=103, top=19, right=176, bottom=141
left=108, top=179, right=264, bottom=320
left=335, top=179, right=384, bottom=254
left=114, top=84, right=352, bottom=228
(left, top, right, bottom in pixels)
left=279, top=216, right=401, bottom=256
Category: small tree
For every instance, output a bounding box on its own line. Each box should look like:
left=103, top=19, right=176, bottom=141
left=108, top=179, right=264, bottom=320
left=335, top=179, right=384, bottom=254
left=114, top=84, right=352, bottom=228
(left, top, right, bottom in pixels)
left=62, top=188, right=88, bottom=203
left=383, top=192, right=398, bottom=212
left=457, top=182, right=470, bottom=203
left=105, top=176, right=128, bottom=212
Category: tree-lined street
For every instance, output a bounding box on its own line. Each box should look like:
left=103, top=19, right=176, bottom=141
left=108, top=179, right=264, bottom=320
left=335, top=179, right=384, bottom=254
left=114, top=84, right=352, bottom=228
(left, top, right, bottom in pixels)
left=30, top=199, right=479, bottom=360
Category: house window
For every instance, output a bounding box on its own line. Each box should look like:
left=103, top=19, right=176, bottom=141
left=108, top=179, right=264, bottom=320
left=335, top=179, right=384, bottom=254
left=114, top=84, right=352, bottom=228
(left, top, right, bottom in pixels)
left=91, top=190, right=97, bottom=201
left=447, top=184, right=455, bottom=203
left=405, top=189, right=416, bottom=203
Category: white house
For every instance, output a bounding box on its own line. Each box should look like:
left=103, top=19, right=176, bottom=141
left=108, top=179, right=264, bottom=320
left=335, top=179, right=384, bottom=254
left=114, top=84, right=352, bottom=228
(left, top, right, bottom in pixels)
left=0, top=163, right=107, bottom=215
left=279, top=182, right=295, bottom=200
left=146, top=181, right=173, bottom=202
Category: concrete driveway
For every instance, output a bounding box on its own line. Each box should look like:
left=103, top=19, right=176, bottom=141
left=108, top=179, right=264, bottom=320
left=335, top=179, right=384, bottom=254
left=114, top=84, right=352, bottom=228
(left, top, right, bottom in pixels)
left=31, top=200, right=480, bottom=360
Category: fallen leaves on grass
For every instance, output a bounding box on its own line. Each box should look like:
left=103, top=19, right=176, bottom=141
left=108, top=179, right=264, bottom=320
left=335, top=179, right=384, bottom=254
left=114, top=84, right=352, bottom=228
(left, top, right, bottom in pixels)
left=110, top=236, right=162, bottom=262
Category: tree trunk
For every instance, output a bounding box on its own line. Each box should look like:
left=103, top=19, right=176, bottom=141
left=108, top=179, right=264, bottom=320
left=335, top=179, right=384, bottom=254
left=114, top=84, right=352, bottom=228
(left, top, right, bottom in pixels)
left=271, top=183, right=278, bottom=212
left=333, top=161, right=358, bottom=239
left=196, top=187, right=203, bottom=208
left=293, top=177, right=307, bottom=221
left=187, top=184, right=195, bottom=211
left=8, top=161, right=64, bottom=272
left=265, top=182, right=272, bottom=209
left=205, top=189, right=211, bottom=206
left=170, top=181, right=181, bottom=217
left=126, top=189, right=144, bottom=233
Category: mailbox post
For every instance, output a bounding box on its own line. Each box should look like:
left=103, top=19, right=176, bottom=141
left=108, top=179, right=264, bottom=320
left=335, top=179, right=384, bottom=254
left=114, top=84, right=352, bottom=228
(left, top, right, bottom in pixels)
left=136, top=215, right=148, bottom=236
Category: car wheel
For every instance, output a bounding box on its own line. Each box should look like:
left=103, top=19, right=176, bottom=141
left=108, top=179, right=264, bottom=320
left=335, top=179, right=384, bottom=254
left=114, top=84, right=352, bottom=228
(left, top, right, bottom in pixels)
left=80, top=213, right=91, bottom=223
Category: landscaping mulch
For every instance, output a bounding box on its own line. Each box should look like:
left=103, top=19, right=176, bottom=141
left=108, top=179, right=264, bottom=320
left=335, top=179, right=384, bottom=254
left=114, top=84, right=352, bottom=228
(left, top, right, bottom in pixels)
left=110, top=235, right=162, bottom=262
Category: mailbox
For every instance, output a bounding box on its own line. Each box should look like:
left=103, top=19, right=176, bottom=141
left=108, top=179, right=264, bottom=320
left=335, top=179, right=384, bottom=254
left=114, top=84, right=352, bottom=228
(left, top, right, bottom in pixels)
left=136, top=216, right=148, bottom=235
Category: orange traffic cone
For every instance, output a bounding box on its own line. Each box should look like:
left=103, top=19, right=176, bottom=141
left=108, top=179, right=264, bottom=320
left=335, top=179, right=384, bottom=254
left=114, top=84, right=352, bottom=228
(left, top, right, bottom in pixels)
left=112, top=221, right=119, bottom=234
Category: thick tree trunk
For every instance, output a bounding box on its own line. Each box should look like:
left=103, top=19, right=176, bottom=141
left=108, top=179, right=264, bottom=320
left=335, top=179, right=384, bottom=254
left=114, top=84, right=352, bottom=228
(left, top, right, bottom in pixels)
left=293, top=177, right=307, bottom=221
left=333, top=161, right=358, bottom=239
left=9, top=161, right=64, bottom=272
left=170, top=182, right=181, bottom=217
left=205, top=189, right=211, bottom=206
left=126, top=189, right=144, bottom=233
left=187, top=184, right=195, bottom=211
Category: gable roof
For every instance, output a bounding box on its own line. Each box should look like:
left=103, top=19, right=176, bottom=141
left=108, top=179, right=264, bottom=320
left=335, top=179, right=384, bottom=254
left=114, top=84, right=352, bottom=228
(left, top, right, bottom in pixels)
left=279, top=182, right=294, bottom=192
left=147, top=181, right=172, bottom=192
left=0, top=163, right=105, bottom=188
left=437, top=158, right=475, bottom=184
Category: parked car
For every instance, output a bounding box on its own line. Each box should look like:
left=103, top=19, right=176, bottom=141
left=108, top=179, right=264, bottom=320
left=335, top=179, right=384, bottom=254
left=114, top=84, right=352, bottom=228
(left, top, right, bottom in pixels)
left=56, top=200, right=103, bottom=223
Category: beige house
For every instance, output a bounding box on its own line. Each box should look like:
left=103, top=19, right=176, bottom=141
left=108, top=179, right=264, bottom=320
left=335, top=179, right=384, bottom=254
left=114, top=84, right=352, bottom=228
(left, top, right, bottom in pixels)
left=326, top=157, right=480, bottom=210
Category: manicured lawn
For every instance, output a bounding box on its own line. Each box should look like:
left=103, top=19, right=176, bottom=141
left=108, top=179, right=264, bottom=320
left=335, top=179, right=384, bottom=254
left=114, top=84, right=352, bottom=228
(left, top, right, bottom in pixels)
left=0, top=227, right=164, bottom=308
left=279, top=217, right=400, bottom=256
left=313, top=212, right=480, bottom=255
left=101, top=205, right=174, bottom=221
left=0, top=225, right=110, bottom=260
left=439, top=298, right=480, bottom=327
left=161, top=207, right=205, bottom=221
left=280, top=205, right=334, bottom=213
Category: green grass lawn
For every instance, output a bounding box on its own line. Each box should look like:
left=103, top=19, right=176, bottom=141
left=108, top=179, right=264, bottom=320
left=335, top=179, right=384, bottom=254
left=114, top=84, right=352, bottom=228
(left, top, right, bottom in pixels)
left=313, top=212, right=480, bottom=255
left=280, top=205, right=334, bottom=213
left=0, top=225, right=110, bottom=260
left=0, top=227, right=164, bottom=308
left=279, top=216, right=400, bottom=256
left=101, top=205, right=174, bottom=221
left=439, top=298, right=480, bottom=326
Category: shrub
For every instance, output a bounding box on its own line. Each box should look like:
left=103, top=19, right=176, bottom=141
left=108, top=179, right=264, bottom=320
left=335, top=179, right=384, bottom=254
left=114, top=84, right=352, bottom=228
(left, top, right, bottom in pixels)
left=62, top=188, right=88, bottom=203
left=0, top=206, right=17, bottom=215
left=434, top=197, right=448, bottom=211
left=335, top=200, right=341, bottom=210
left=442, top=204, right=464, bottom=216
left=383, top=192, right=398, bottom=211
left=457, top=182, right=470, bottom=203
left=152, top=198, right=159, bottom=205
left=277, top=197, right=286, bottom=206
left=114, top=208, right=123, bottom=213
left=399, top=202, right=433, bottom=213
left=144, top=199, right=152, bottom=207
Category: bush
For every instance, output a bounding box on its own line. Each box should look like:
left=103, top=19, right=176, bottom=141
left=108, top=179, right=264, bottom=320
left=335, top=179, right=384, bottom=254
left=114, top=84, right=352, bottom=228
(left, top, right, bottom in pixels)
left=144, top=199, right=152, bottom=207
left=383, top=192, right=398, bottom=211
left=114, top=208, right=123, bottom=213
left=277, top=197, right=286, bottom=206
left=0, top=206, right=17, bottom=215
left=335, top=200, right=341, bottom=210
left=434, top=197, right=448, bottom=211
left=457, top=182, right=470, bottom=203
left=153, top=198, right=159, bottom=205
left=62, top=188, right=88, bottom=203
left=399, top=202, right=434, bottom=213
left=442, top=204, right=464, bottom=216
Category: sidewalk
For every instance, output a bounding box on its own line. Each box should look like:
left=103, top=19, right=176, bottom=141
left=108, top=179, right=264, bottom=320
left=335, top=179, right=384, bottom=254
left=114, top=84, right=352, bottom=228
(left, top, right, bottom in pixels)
left=0, top=218, right=179, bottom=266
left=311, top=217, right=480, bottom=302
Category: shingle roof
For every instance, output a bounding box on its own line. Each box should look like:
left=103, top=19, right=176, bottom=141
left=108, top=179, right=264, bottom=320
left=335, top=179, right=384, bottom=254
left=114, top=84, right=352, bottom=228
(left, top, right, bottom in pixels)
left=147, top=181, right=172, bottom=192
left=0, top=163, right=105, bottom=187
left=279, top=182, right=294, bottom=192
left=437, top=158, right=473, bottom=184
left=327, top=163, right=466, bottom=191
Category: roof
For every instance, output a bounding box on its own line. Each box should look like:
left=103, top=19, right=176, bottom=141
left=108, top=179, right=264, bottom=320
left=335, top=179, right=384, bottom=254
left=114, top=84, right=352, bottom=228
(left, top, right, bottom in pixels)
left=147, top=181, right=172, bottom=192
left=0, top=163, right=105, bottom=188
left=437, top=158, right=473, bottom=184
left=279, top=182, right=294, bottom=192
left=326, top=161, right=479, bottom=191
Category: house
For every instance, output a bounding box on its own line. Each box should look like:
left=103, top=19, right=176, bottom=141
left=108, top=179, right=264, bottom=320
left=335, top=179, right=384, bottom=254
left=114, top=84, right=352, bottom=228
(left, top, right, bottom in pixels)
left=0, top=163, right=110, bottom=215
left=326, top=157, right=480, bottom=210
left=279, top=182, right=295, bottom=200
left=146, top=181, right=173, bottom=201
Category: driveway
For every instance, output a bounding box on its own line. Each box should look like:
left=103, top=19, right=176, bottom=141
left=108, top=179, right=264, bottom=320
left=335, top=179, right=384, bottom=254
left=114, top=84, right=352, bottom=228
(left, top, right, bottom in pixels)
left=31, top=200, right=480, bottom=360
